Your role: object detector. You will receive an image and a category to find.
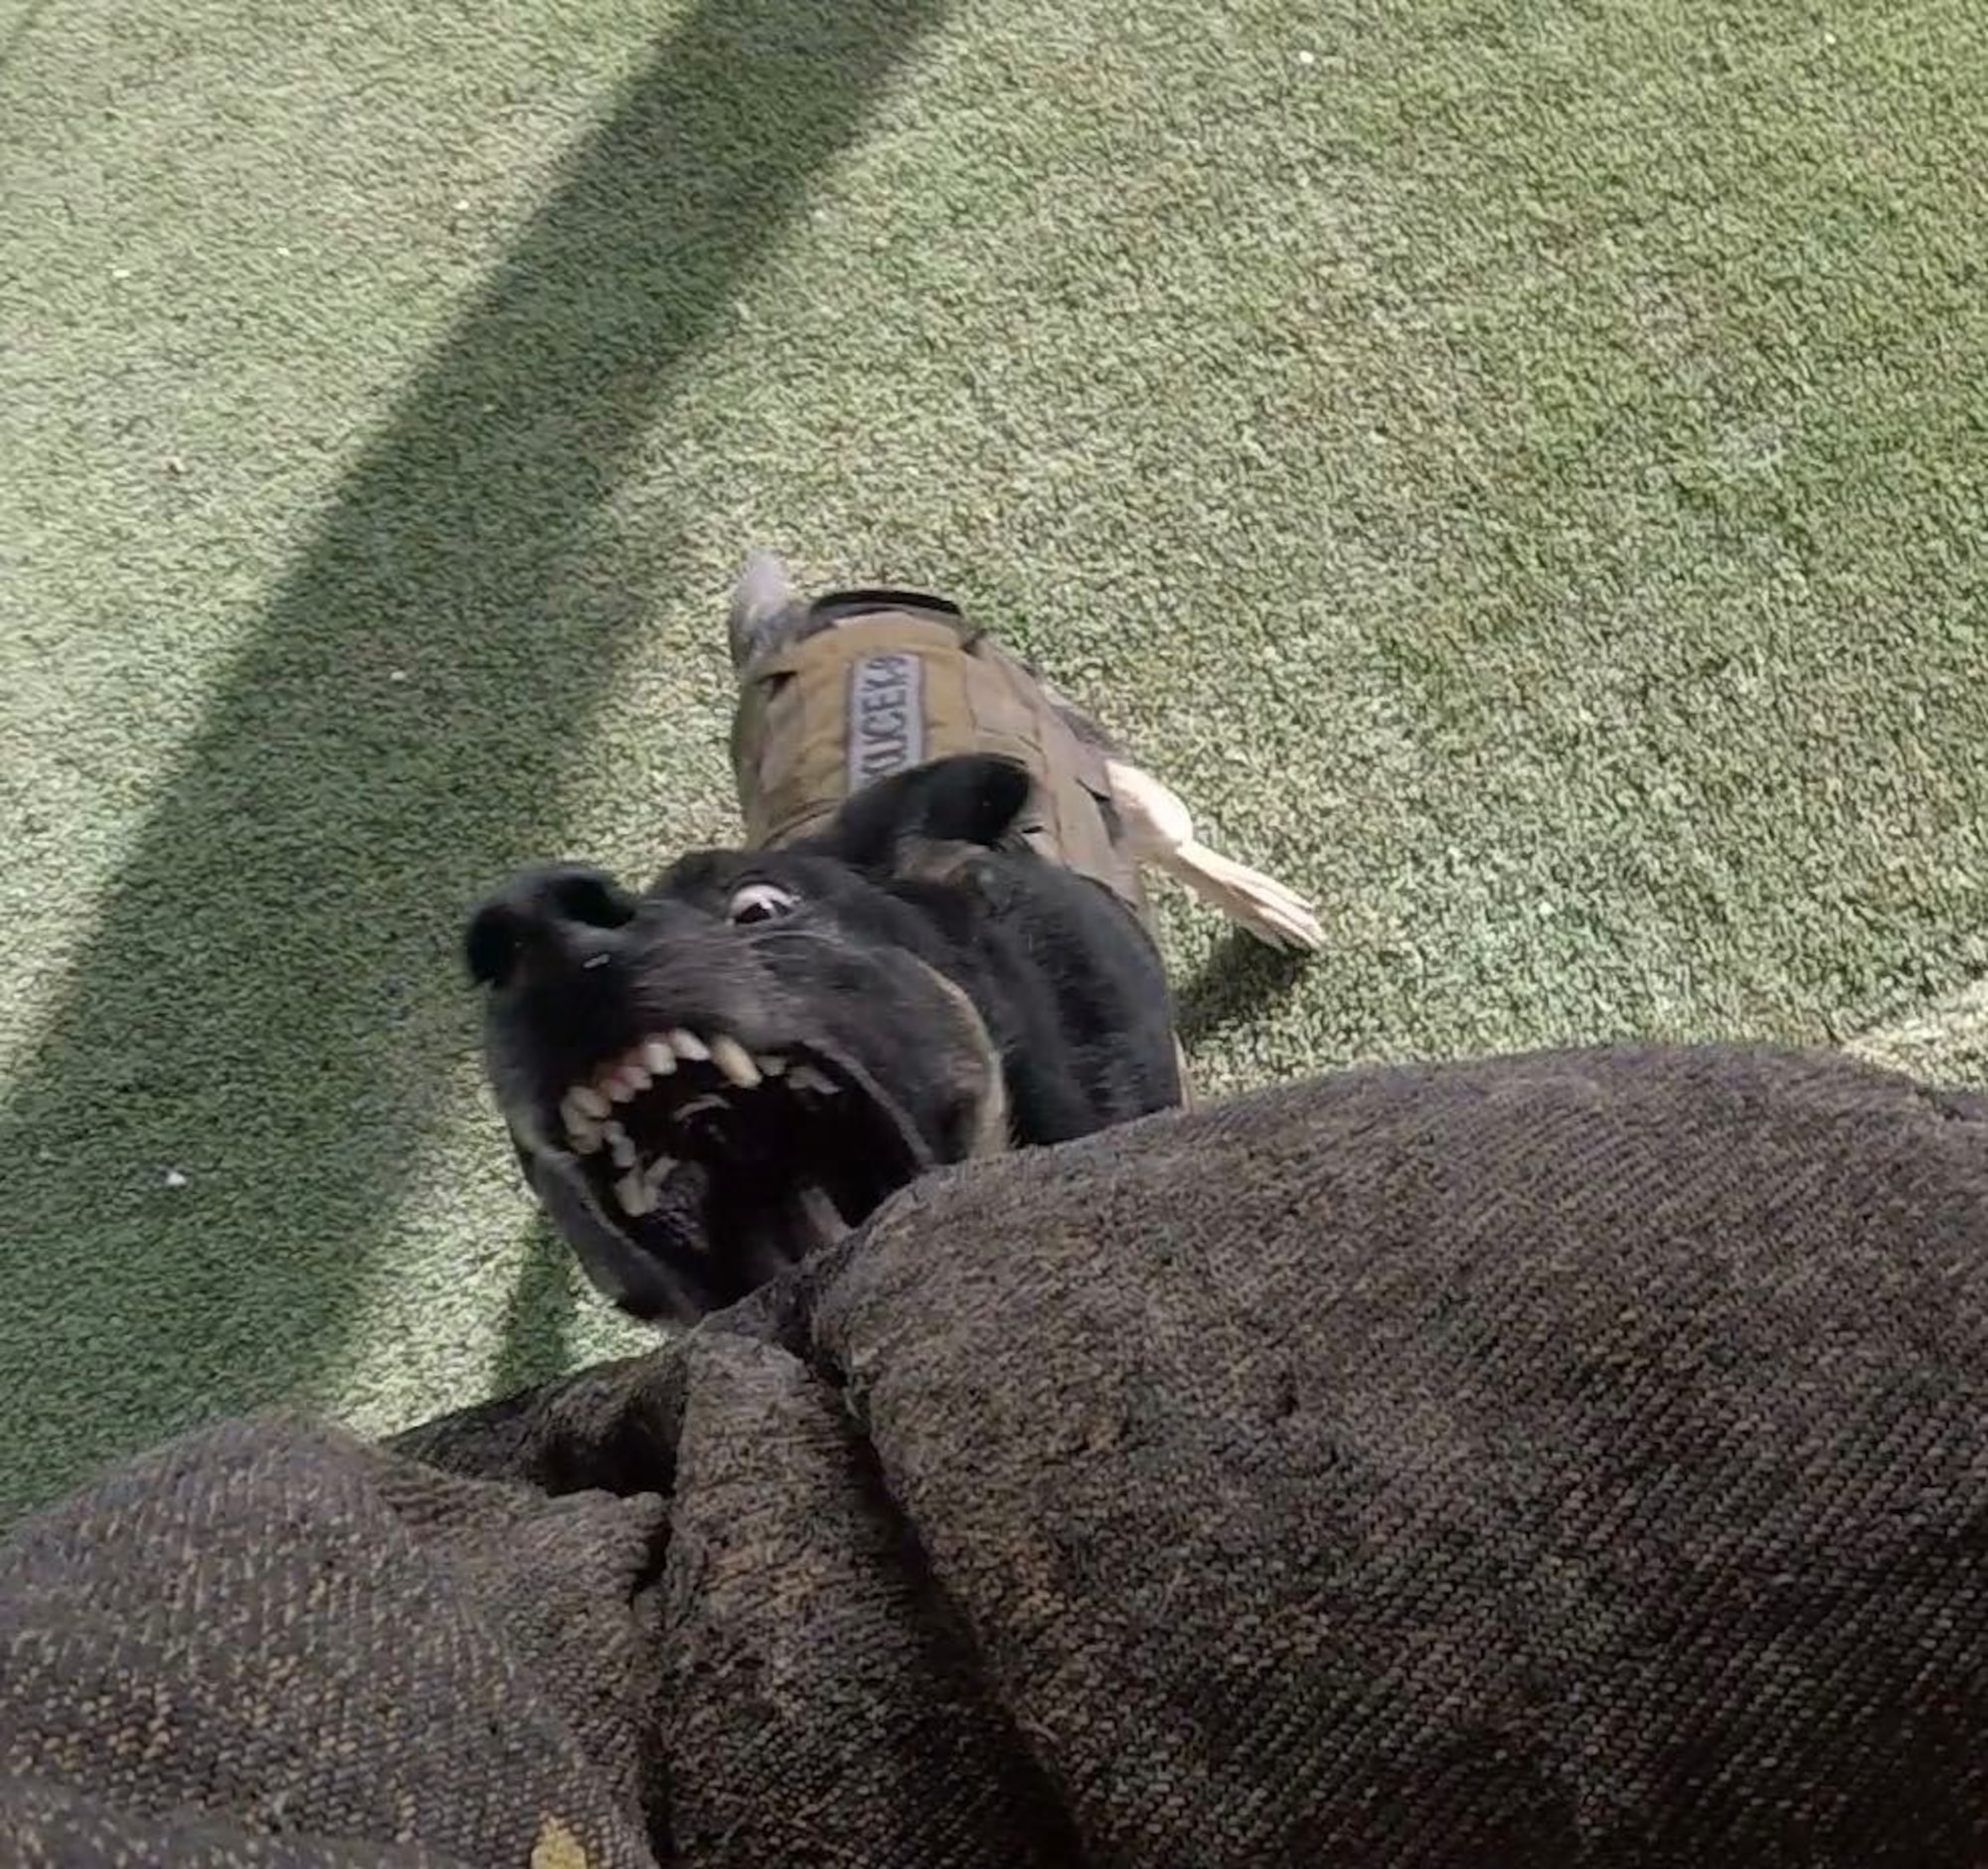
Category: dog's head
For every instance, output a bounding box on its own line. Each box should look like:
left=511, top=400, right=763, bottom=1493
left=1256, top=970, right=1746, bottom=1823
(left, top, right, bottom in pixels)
left=465, top=754, right=1031, bottom=1319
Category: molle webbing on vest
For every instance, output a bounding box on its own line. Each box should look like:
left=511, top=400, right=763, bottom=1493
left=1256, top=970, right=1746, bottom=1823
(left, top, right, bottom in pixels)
left=728, top=604, right=1153, bottom=931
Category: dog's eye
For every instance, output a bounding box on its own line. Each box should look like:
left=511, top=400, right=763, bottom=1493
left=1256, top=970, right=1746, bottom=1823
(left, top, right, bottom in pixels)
left=728, top=882, right=797, bottom=925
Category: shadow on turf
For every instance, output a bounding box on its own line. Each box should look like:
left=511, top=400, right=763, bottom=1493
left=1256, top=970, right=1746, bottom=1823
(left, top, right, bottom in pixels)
left=0, top=0, right=948, bottom=1525
left=490, top=1218, right=587, bottom=1402
left=1175, top=929, right=1313, bottom=1051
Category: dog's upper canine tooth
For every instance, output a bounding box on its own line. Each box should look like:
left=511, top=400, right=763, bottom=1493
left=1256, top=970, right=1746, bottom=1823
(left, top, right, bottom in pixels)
left=668, top=1030, right=710, bottom=1064
left=572, top=1084, right=611, bottom=1121
left=640, top=1038, right=677, bottom=1077
left=709, top=1035, right=761, bottom=1089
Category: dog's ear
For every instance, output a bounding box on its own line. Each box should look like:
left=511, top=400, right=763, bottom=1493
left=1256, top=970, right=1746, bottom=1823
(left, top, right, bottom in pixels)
left=820, top=754, right=1034, bottom=874
left=728, top=550, right=801, bottom=670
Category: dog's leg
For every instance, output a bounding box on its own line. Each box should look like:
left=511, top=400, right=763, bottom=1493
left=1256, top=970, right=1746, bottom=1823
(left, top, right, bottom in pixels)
left=1106, top=759, right=1325, bottom=951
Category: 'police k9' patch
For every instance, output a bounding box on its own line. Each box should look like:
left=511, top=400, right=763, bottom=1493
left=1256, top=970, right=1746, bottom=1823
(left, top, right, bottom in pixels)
left=847, top=653, right=924, bottom=791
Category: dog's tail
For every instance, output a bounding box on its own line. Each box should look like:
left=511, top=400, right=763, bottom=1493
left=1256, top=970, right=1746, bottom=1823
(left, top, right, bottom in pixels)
left=1105, top=759, right=1326, bottom=952
left=728, top=550, right=803, bottom=671
left=1157, top=840, right=1326, bottom=952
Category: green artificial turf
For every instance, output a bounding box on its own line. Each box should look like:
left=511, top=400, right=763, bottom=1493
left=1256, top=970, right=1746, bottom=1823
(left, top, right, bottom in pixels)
left=4, top=0, right=1987, bottom=1526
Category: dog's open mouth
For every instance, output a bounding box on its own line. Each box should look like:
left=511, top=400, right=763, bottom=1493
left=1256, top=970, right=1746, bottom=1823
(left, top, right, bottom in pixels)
left=470, top=842, right=1018, bottom=1316
left=551, top=1024, right=928, bottom=1249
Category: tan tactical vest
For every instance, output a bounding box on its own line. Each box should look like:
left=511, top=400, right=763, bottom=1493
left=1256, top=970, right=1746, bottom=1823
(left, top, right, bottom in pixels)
left=729, top=592, right=1190, bottom=1104
left=729, top=596, right=1155, bottom=934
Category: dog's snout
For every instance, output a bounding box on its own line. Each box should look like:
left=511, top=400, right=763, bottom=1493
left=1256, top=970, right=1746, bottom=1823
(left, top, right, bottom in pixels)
left=466, top=864, right=638, bottom=988
left=529, top=865, right=638, bottom=935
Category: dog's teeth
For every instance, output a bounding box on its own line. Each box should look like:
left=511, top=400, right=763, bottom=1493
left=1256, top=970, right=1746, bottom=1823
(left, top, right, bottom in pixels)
left=675, top=1092, right=729, bottom=1124
left=621, top=1060, right=654, bottom=1095
left=668, top=1029, right=710, bottom=1063
left=788, top=1064, right=838, bottom=1097
left=709, top=1035, right=761, bottom=1089
left=756, top=1053, right=787, bottom=1077
left=561, top=1092, right=604, bottom=1150
left=640, top=1038, right=677, bottom=1077
left=642, top=1152, right=677, bottom=1187
left=572, top=1085, right=611, bottom=1121
left=603, top=1120, right=636, bottom=1169
left=605, top=1073, right=636, bottom=1104
left=614, top=1169, right=657, bottom=1218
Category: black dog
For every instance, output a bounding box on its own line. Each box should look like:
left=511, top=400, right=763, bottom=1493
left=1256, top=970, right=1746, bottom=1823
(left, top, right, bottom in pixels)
left=465, top=557, right=1322, bottom=1322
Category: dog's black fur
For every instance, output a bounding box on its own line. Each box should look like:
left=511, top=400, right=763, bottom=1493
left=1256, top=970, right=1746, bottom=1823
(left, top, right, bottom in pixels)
left=467, top=752, right=1180, bottom=1321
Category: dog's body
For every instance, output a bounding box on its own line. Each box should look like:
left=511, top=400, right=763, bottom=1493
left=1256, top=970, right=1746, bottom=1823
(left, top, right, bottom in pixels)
left=465, top=557, right=1322, bottom=1322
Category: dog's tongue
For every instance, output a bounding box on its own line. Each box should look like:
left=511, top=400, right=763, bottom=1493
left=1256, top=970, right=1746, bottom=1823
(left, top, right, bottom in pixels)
left=722, top=1179, right=852, bottom=1290
left=763, top=1181, right=851, bottom=1273
left=791, top=1182, right=852, bottom=1255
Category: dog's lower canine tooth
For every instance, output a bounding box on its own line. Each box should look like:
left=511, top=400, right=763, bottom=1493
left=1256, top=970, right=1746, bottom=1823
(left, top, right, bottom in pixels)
left=561, top=1092, right=604, bottom=1148
left=614, top=1169, right=656, bottom=1217
left=640, top=1038, right=677, bottom=1077
left=668, top=1030, right=710, bottom=1063
left=709, top=1035, right=761, bottom=1089
left=572, top=1085, right=611, bottom=1121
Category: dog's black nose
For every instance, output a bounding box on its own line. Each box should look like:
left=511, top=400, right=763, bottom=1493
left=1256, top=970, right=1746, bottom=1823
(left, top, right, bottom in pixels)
left=465, top=864, right=638, bottom=988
